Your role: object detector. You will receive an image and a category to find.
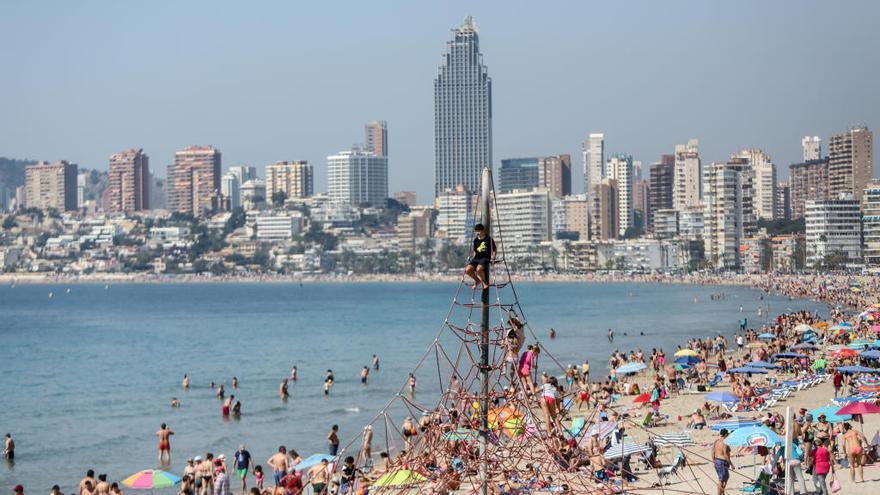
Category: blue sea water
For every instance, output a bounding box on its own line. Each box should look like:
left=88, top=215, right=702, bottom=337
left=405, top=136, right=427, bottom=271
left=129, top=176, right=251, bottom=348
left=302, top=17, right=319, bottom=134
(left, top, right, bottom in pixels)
left=0, top=281, right=827, bottom=491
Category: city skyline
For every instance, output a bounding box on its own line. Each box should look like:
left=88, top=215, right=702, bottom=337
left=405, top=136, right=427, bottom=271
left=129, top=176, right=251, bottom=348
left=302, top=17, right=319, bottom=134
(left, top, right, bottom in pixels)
left=1, top=2, right=879, bottom=202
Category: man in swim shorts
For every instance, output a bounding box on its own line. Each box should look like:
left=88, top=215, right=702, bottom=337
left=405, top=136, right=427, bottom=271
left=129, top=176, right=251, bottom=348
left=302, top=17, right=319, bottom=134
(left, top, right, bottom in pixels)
left=712, top=429, right=731, bottom=495
left=234, top=444, right=252, bottom=494
left=156, top=423, right=174, bottom=465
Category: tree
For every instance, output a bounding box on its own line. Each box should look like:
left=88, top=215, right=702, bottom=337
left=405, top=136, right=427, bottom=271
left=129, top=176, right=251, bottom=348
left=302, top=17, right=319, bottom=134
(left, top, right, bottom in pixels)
left=2, top=215, right=16, bottom=229
left=224, top=207, right=246, bottom=235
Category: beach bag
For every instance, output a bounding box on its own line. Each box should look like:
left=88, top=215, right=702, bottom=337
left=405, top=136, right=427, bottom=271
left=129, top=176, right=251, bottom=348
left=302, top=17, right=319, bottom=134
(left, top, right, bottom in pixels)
left=830, top=475, right=841, bottom=493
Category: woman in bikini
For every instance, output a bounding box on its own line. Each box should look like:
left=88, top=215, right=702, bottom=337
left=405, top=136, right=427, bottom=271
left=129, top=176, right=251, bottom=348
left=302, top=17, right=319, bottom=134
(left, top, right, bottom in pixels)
left=842, top=422, right=867, bottom=483
left=539, top=375, right=562, bottom=433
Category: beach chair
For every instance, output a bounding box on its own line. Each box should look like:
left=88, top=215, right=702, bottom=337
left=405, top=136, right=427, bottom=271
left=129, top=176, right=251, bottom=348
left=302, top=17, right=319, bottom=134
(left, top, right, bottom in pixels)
left=657, top=452, right=686, bottom=486
left=708, top=373, right=722, bottom=387
left=740, top=471, right=770, bottom=494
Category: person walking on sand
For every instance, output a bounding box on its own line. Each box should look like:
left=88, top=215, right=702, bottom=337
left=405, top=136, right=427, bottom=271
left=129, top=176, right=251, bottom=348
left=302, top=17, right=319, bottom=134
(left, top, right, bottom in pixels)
left=464, top=223, right=496, bottom=290
left=156, top=423, right=174, bottom=465
left=842, top=422, right=866, bottom=483
left=712, top=429, right=731, bottom=495
left=233, top=444, right=252, bottom=495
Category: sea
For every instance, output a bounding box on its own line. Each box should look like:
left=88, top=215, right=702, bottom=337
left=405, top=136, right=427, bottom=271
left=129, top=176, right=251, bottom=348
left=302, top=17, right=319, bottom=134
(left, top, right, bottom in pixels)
left=0, top=281, right=828, bottom=491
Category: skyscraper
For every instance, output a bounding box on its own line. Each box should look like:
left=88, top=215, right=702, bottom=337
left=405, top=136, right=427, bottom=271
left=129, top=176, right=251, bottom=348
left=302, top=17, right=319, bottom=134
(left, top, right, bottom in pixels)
left=107, top=148, right=149, bottom=212
left=538, top=154, right=571, bottom=198
left=648, top=155, right=674, bottom=233
left=802, top=136, right=821, bottom=161
left=327, top=149, right=388, bottom=206
left=167, top=145, right=221, bottom=217
left=582, top=133, right=604, bottom=204
left=673, top=139, right=701, bottom=211
left=265, top=161, right=314, bottom=202
left=736, top=148, right=776, bottom=220
left=606, top=154, right=633, bottom=237
left=703, top=161, right=745, bottom=270
left=25, top=160, right=77, bottom=211
left=221, top=173, right=240, bottom=210
left=433, top=16, right=492, bottom=196
left=789, top=158, right=829, bottom=219
left=365, top=121, right=388, bottom=157
left=499, top=158, right=539, bottom=193
left=591, top=178, right=618, bottom=241
left=829, top=126, right=873, bottom=200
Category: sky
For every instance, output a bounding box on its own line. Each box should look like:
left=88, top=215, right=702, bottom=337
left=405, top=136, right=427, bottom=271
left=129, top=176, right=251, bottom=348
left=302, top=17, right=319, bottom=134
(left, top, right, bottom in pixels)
left=1, top=1, right=878, bottom=202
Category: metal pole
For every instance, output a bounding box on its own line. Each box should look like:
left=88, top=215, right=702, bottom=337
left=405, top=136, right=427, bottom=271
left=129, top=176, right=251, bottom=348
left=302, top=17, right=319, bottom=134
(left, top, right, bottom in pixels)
left=479, top=166, right=491, bottom=495
left=783, top=406, right=793, bottom=495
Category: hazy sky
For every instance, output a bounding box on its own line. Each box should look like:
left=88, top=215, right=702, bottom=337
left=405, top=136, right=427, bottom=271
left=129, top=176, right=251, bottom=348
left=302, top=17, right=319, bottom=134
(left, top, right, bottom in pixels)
left=2, top=1, right=878, bottom=202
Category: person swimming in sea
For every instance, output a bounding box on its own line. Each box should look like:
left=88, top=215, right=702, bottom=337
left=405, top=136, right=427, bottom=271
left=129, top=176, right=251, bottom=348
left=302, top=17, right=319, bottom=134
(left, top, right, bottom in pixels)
left=360, top=366, right=369, bottom=385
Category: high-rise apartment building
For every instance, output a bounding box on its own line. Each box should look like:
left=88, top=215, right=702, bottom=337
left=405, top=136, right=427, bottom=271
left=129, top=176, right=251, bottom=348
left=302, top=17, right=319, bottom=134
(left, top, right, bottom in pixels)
left=551, top=195, right=589, bottom=240
left=703, top=161, right=745, bottom=270
left=673, top=139, right=701, bottom=211
left=737, top=149, right=776, bottom=220
left=495, top=189, right=552, bottom=261
left=606, top=154, right=633, bottom=237
left=582, top=133, right=604, bottom=206
left=365, top=121, right=388, bottom=157
left=633, top=179, right=649, bottom=233
left=862, top=181, right=880, bottom=268
left=435, top=186, right=473, bottom=243
left=648, top=155, right=674, bottom=233
left=499, top=158, right=539, bottom=193
left=167, top=145, right=221, bottom=216
left=776, top=182, right=791, bottom=221
left=789, top=158, right=829, bottom=219
left=829, top=126, right=873, bottom=199
left=805, top=194, right=862, bottom=267
left=433, top=16, right=492, bottom=196
left=591, top=178, right=618, bottom=241
left=538, top=154, right=571, bottom=198
left=724, top=156, right=756, bottom=238
left=221, top=173, right=240, bottom=210
left=265, top=161, right=314, bottom=202
left=107, top=148, right=149, bottom=212
left=228, top=166, right=257, bottom=184
left=327, top=149, right=388, bottom=206
left=802, top=136, right=821, bottom=161
left=25, top=160, right=78, bottom=211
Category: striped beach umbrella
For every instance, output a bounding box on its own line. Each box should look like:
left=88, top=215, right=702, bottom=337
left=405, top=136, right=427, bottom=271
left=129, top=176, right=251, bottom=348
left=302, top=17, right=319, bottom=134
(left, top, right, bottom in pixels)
left=674, top=349, right=699, bottom=357
left=603, top=442, right=652, bottom=460
left=580, top=421, right=616, bottom=442
left=711, top=418, right=761, bottom=431
left=652, top=432, right=694, bottom=447
left=615, top=362, right=647, bottom=375
left=122, top=470, right=181, bottom=490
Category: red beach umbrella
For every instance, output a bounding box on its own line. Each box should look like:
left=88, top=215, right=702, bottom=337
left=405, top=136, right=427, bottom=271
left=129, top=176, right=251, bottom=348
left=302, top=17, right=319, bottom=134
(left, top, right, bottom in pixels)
left=834, top=348, right=859, bottom=359
left=633, top=392, right=651, bottom=404
left=837, top=402, right=880, bottom=415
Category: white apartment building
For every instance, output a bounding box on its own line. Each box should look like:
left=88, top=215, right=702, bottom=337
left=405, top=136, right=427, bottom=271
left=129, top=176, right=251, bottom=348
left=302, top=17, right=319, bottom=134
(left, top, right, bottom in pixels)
left=673, top=139, right=701, bottom=211
left=606, top=154, right=633, bottom=237
left=863, top=180, right=880, bottom=268
left=652, top=209, right=679, bottom=240
left=805, top=194, right=862, bottom=267
left=265, top=161, right=314, bottom=201
left=221, top=173, right=240, bottom=210
left=737, top=149, right=776, bottom=220
left=495, top=189, right=552, bottom=262
left=551, top=194, right=589, bottom=240
left=327, top=150, right=388, bottom=206
left=435, top=187, right=472, bottom=244
left=703, top=162, right=744, bottom=270
left=582, top=133, right=604, bottom=209
left=254, top=212, right=304, bottom=242
left=679, top=206, right=705, bottom=241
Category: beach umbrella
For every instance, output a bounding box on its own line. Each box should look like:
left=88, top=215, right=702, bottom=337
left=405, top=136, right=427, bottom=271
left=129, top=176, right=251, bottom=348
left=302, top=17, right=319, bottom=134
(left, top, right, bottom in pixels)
left=615, top=362, right=647, bottom=375
left=675, top=356, right=700, bottom=365
left=860, top=350, right=880, bottom=360
left=833, top=348, right=859, bottom=359
left=810, top=406, right=852, bottom=423
left=794, top=324, right=814, bottom=333
left=728, top=366, right=768, bottom=374
left=122, top=470, right=181, bottom=490
left=603, top=442, right=652, bottom=460
left=674, top=364, right=690, bottom=371
left=840, top=322, right=854, bottom=328
left=837, top=402, right=880, bottom=416
left=859, top=383, right=880, bottom=393
left=757, top=333, right=776, bottom=340
left=565, top=418, right=586, bottom=439
left=748, top=361, right=780, bottom=369
left=295, top=454, right=335, bottom=472
left=711, top=418, right=761, bottom=431
left=674, top=349, right=699, bottom=357
left=374, top=470, right=426, bottom=487
left=653, top=432, right=694, bottom=447
left=705, top=391, right=738, bottom=403
left=633, top=392, right=652, bottom=404
left=837, top=365, right=880, bottom=374
left=488, top=405, right=524, bottom=437
left=772, top=352, right=807, bottom=360
left=724, top=426, right=783, bottom=447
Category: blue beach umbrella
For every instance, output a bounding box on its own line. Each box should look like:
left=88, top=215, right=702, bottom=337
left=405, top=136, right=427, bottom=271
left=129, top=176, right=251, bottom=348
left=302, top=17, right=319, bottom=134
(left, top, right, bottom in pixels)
left=615, top=362, right=647, bottom=375
left=295, top=454, right=335, bottom=472
left=837, top=365, right=880, bottom=374
left=728, top=366, right=768, bottom=374
left=675, top=356, right=700, bottom=365
left=860, top=350, right=880, bottom=360
left=791, top=343, right=816, bottom=351
left=810, top=406, right=851, bottom=423
left=724, top=426, right=783, bottom=447
left=772, top=352, right=807, bottom=360
left=748, top=361, right=780, bottom=369
left=758, top=333, right=776, bottom=340
left=712, top=418, right=761, bottom=431
left=705, top=391, right=738, bottom=403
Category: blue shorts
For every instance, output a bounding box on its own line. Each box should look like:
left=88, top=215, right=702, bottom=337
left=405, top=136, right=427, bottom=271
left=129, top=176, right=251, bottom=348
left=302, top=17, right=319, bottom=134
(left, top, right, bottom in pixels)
left=714, top=459, right=729, bottom=482
left=274, top=471, right=284, bottom=486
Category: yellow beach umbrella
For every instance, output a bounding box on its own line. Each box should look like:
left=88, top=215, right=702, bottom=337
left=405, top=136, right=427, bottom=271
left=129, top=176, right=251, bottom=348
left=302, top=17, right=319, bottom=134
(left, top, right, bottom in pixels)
left=674, top=349, right=699, bottom=357
left=374, top=470, right=427, bottom=487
